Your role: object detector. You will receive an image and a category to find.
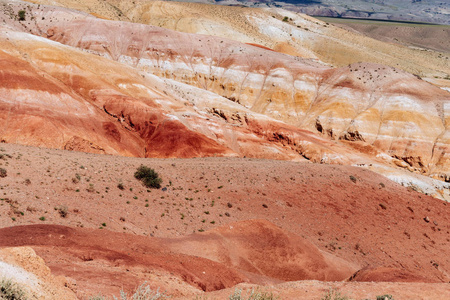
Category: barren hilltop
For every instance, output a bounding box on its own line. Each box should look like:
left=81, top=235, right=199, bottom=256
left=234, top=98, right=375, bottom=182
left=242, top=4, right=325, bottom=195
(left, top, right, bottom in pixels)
left=0, top=0, right=449, bottom=299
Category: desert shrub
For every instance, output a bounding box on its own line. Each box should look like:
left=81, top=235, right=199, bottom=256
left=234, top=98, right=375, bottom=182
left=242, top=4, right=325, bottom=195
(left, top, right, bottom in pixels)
left=349, top=175, right=357, bottom=183
left=282, top=16, right=289, bottom=22
left=229, top=288, right=277, bottom=300
left=0, top=277, right=27, bottom=300
left=134, top=165, right=162, bottom=189
left=18, top=10, right=26, bottom=21
left=89, top=283, right=168, bottom=300
left=376, top=295, right=394, bottom=300
left=55, top=205, right=68, bottom=218
left=0, top=168, right=7, bottom=178
left=321, top=288, right=351, bottom=300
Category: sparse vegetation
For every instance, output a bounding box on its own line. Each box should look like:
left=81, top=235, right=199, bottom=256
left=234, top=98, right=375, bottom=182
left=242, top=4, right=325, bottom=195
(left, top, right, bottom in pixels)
left=229, top=288, right=277, bottom=300
left=117, top=182, right=125, bottom=190
left=320, top=288, right=351, bottom=300
left=134, top=165, right=162, bottom=189
left=282, top=16, right=289, bottom=22
left=376, top=295, right=395, bottom=300
left=0, top=168, right=7, bottom=178
left=349, top=175, right=357, bottom=183
left=72, top=173, right=81, bottom=183
left=0, top=277, right=27, bottom=300
left=89, top=282, right=168, bottom=300
left=87, top=183, right=95, bottom=193
left=55, top=205, right=68, bottom=218
left=18, top=10, right=26, bottom=21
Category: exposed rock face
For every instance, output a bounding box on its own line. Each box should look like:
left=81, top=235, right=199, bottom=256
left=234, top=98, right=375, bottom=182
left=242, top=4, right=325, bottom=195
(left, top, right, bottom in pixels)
left=0, top=1, right=449, bottom=183
left=0, top=247, right=77, bottom=299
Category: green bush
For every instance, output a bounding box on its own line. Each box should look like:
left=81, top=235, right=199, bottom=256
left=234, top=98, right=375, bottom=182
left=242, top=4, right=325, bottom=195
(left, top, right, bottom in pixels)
left=134, top=165, right=162, bottom=189
left=18, top=10, right=26, bottom=21
left=0, top=277, right=27, bottom=300
left=376, top=295, right=394, bottom=300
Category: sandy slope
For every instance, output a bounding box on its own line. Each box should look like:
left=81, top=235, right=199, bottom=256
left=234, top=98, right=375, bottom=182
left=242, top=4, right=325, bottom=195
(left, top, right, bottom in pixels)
left=0, top=142, right=449, bottom=298
left=319, top=18, right=450, bottom=53
left=25, top=0, right=449, bottom=79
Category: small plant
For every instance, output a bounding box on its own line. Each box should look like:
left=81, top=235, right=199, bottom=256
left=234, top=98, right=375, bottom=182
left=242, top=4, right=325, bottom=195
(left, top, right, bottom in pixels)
left=117, top=182, right=124, bottom=190
left=0, top=168, right=7, bottom=178
left=86, top=184, right=95, bottom=193
left=18, top=10, right=26, bottom=21
left=349, top=175, right=357, bottom=183
left=282, top=16, right=289, bottom=22
left=376, top=295, right=395, bottom=300
left=74, top=173, right=81, bottom=182
left=101, top=223, right=106, bottom=227
left=229, top=288, right=277, bottom=300
left=89, top=283, right=168, bottom=299
left=0, top=277, right=27, bottom=300
left=321, top=288, right=351, bottom=300
left=39, top=216, right=45, bottom=221
left=55, top=205, right=68, bottom=218
left=134, top=165, right=162, bottom=189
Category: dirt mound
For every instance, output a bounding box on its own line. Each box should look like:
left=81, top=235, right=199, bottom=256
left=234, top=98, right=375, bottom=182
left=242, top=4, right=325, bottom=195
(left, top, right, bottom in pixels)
left=0, top=142, right=448, bottom=288
left=0, top=220, right=356, bottom=297
left=167, top=219, right=356, bottom=282
left=350, top=266, right=432, bottom=283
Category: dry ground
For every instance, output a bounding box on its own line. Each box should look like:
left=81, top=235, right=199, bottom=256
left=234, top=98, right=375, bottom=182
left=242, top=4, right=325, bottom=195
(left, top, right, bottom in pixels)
left=0, top=142, right=449, bottom=299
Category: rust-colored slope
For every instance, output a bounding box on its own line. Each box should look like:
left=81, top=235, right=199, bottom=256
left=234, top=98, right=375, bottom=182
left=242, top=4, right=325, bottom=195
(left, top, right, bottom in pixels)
left=0, top=143, right=448, bottom=288
left=0, top=220, right=355, bottom=297
left=166, top=219, right=356, bottom=282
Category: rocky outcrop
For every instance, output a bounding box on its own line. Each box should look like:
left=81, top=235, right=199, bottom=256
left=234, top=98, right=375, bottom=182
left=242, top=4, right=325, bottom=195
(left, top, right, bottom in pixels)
left=0, top=247, right=77, bottom=299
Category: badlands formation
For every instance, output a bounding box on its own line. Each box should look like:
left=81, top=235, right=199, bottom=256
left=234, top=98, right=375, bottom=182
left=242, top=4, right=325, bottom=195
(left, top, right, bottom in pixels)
left=0, top=0, right=449, bottom=299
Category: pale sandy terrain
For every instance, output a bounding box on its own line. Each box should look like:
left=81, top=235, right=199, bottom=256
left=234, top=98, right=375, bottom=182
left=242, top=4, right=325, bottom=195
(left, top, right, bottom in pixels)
left=1, top=1, right=449, bottom=191
left=25, top=0, right=449, bottom=80
left=317, top=17, right=450, bottom=53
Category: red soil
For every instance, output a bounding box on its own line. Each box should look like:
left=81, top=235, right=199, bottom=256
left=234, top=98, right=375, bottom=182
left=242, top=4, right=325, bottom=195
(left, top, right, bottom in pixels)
left=0, top=220, right=354, bottom=297
left=245, top=43, right=275, bottom=51
left=0, top=143, right=448, bottom=298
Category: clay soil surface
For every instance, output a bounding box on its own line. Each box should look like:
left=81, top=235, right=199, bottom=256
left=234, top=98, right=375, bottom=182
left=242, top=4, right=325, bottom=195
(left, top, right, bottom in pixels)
left=0, top=143, right=449, bottom=299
